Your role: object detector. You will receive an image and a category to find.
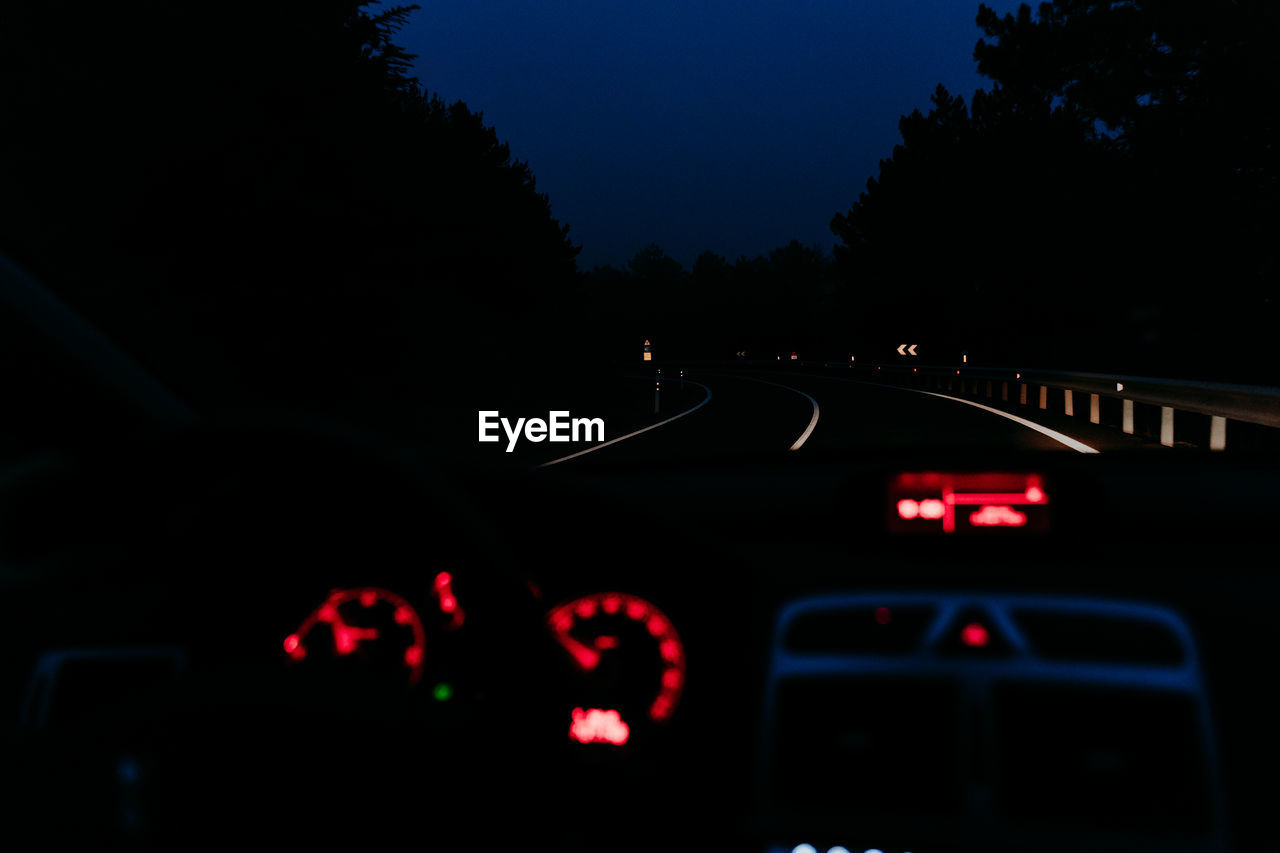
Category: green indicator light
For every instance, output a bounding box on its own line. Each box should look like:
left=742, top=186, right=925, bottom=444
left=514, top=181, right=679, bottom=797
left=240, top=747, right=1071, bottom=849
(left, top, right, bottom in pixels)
left=433, top=682, right=453, bottom=702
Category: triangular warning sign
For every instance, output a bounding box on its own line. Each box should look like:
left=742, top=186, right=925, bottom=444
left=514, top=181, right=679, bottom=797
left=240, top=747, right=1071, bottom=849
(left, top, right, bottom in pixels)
left=644, top=339, right=651, bottom=345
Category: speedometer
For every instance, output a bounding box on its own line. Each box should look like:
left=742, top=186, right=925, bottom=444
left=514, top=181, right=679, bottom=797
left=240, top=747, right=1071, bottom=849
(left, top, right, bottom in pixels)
left=546, top=593, right=686, bottom=741
left=284, top=587, right=427, bottom=685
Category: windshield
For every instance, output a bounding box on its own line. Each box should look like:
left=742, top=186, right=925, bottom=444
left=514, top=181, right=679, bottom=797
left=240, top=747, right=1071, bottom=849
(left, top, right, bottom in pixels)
left=2, top=1, right=1275, bottom=458
left=1, top=3, right=1277, bottom=853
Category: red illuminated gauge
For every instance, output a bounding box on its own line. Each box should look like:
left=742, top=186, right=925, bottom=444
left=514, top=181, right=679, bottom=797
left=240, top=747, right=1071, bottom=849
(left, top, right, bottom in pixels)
left=546, top=593, right=686, bottom=728
left=284, top=587, right=427, bottom=685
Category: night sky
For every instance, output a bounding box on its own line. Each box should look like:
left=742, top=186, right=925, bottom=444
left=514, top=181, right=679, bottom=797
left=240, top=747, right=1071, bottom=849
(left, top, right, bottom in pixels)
left=401, top=0, right=1020, bottom=269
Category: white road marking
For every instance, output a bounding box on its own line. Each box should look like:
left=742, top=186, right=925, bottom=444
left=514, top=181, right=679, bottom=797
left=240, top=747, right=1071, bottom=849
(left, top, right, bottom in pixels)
left=537, top=380, right=714, bottom=468
left=731, top=375, right=820, bottom=450
left=799, top=373, right=1100, bottom=454
left=911, top=389, right=1099, bottom=453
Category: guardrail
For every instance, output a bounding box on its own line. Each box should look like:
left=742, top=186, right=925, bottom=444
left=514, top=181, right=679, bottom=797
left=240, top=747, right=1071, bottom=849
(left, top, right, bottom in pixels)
left=701, top=358, right=1280, bottom=451
left=877, top=363, right=1280, bottom=451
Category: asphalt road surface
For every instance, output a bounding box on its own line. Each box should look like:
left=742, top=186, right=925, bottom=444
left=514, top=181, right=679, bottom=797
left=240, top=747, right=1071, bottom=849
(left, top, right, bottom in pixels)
left=533, top=368, right=1157, bottom=469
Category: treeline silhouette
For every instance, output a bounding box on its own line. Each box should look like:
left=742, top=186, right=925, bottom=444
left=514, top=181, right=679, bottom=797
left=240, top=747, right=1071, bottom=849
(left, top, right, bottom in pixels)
left=578, top=241, right=841, bottom=362
left=3, top=0, right=1277, bottom=422
left=1, top=2, right=581, bottom=420
left=587, top=0, right=1277, bottom=381
left=828, top=0, right=1277, bottom=380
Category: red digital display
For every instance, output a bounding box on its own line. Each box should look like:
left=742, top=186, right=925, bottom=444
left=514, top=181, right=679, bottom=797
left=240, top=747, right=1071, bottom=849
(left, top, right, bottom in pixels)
left=569, top=707, right=630, bottom=745
left=969, top=505, right=1028, bottom=527
left=888, top=472, right=1050, bottom=534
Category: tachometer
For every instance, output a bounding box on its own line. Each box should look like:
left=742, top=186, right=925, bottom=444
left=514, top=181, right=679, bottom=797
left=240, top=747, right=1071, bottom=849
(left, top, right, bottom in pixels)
left=284, top=587, right=427, bottom=685
left=546, top=593, right=686, bottom=738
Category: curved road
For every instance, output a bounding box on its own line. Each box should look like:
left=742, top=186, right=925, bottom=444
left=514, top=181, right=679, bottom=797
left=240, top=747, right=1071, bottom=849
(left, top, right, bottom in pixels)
left=535, top=368, right=1156, bottom=468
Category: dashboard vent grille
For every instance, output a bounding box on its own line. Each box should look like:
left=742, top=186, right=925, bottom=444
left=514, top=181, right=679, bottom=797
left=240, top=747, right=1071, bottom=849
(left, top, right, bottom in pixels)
left=1011, top=608, right=1185, bottom=666
left=783, top=605, right=935, bottom=654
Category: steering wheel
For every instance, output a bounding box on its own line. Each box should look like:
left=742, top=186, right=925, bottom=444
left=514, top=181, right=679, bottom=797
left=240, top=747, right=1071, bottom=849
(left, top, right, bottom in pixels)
left=1, top=416, right=570, bottom=848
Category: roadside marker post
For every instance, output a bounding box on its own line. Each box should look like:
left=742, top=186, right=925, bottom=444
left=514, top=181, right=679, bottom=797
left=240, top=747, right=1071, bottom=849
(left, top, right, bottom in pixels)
left=654, top=370, right=661, bottom=414
left=1210, top=416, right=1227, bottom=451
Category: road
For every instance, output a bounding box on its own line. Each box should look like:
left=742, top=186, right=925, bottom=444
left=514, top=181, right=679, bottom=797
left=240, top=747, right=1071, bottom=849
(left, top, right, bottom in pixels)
left=536, top=368, right=1157, bottom=468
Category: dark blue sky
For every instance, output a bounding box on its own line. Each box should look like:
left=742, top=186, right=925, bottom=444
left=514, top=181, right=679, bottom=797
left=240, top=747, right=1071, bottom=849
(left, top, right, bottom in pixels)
left=400, top=0, right=1019, bottom=269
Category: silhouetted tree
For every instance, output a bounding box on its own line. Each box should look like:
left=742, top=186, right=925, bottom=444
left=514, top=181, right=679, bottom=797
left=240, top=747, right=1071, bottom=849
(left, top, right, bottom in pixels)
left=0, top=1, right=581, bottom=417
left=625, top=244, right=685, bottom=284
left=832, top=1, right=1278, bottom=378
left=973, top=0, right=1278, bottom=371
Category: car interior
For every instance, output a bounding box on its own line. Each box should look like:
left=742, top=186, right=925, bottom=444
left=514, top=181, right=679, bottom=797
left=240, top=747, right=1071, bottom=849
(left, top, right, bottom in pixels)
left=1, top=265, right=1276, bottom=851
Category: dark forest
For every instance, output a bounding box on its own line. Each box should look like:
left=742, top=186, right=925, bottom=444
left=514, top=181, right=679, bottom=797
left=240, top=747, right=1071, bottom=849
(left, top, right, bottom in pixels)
left=3, top=0, right=1277, bottom=415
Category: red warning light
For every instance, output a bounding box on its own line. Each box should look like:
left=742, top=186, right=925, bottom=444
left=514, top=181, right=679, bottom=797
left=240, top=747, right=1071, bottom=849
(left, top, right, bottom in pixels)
left=1025, top=485, right=1045, bottom=504
left=961, top=622, right=990, bottom=648
left=569, top=708, right=630, bottom=746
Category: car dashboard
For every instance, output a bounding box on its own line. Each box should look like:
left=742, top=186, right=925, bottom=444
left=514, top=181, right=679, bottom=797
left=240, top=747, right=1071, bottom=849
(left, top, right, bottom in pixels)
left=0, top=424, right=1275, bottom=852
